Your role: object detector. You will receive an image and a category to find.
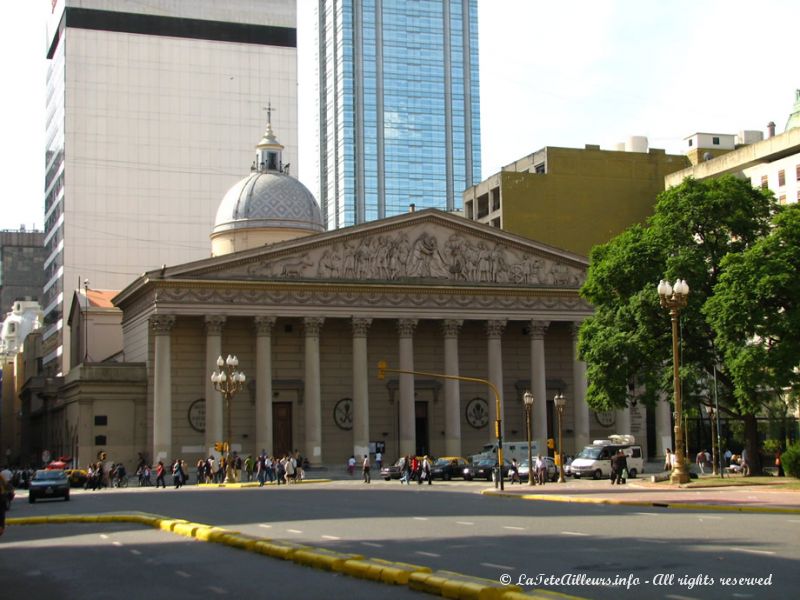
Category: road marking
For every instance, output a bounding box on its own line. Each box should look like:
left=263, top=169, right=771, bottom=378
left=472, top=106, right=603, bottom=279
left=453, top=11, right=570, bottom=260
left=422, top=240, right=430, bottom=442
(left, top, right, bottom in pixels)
left=416, top=551, right=441, bottom=558
left=634, top=512, right=660, bottom=516
left=287, top=529, right=303, bottom=534
left=26, top=570, right=42, bottom=577
left=699, top=516, right=723, bottom=520
left=503, top=526, right=525, bottom=531
left=100, top=534, right=109, bottom=539
left=322, top=535, right=340, bottom=540
left=456, top=521, right=474, bottom=525
left=258, top=524, right=272, bottom=529
left=413, top=517, right=429, bottom=521
left=112, top=541, right=123, bottom=547
left=481, top=562, right=514, bottom=570
left=175, top=570, right=191, bottom=578
left=361, top=542, right=383, bottom=548
left=730, top=547, right=776, bottom=556
left=561, top=531, right=589, bottom=536
left=130, top=550, right=142, bottom=556
left=788, top=519, right=800, bottom=523
left=208, top=586, right=227, bottom=595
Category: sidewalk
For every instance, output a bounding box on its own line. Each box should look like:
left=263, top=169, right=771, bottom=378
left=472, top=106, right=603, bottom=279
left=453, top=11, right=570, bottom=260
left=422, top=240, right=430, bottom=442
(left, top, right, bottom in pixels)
left=481, top=475, right=800, bottom=513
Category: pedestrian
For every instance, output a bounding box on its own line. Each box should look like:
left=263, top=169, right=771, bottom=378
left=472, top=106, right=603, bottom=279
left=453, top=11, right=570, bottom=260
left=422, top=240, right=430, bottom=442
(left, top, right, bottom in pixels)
left=411, top=456, right=420, bottom=483
left=172, top=459, right=184, bottom=488
left=347, top=455, right=356, bottom=476
left=509, top=459, right=520, bottom=484
left=695, top=450, right=706, bottom=474
left=535, top=455, right=546, bottom=485
left=775, top=450, right=785, bottom=477
left=375, top=450, right=383, bottom=471
left=741, top=448, right=750, bottom=477
left=423, top=456, right=432, bottom=485
left=723, top=449, right=732, bottom=467
left=0, top=470, right=10, bottom=537
left=664, top=449, right=672, bottom=472
left=196, top=458, right=205, bottom=485
left=155, top=461, right=166, bottom=488
left=362, top=454, right=371, bottom=483
left=399, top=456, right=410, bottom=484
left=256, top=453, right=267, bottom=486
left=611, top=450, right=628, bottom=485
left=244, top=455, right=254, bottom=482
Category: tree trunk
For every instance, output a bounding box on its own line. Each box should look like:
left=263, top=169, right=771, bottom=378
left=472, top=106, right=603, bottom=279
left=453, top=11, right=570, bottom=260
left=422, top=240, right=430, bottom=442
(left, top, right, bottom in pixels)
left=743, top=413, right=761, bottom=476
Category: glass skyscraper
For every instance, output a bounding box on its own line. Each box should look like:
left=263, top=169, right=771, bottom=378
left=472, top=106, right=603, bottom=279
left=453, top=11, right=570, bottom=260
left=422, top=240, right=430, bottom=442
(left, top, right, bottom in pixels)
left=315, top=0, right=481, bottom=229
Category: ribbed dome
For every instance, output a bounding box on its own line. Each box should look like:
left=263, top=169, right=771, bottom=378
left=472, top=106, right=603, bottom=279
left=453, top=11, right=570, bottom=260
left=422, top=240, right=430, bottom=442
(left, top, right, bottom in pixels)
left=213, top=171, right=324, bottom=236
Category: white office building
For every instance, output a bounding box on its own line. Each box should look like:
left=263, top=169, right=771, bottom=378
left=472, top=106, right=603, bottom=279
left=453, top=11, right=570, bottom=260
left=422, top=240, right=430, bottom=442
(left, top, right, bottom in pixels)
left=41, top=0, right=299, bottom=374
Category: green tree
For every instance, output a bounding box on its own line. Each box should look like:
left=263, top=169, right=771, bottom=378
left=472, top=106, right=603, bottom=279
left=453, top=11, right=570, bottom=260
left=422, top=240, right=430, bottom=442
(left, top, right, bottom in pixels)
left=579, top=176, right=777, bottom=473
left=705, top=203, right=800, bottom=418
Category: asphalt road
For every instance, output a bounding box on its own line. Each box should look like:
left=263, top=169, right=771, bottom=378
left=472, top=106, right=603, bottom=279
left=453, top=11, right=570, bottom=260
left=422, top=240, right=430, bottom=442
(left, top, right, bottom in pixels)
left=3, top=479, right=798, bottom=600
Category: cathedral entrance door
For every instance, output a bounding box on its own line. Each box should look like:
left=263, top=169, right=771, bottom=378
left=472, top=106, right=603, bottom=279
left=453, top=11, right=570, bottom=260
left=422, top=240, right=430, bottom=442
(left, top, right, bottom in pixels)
left=415, top=401, right=429, bottom=457
left=273, top=402, right=293, bottom=457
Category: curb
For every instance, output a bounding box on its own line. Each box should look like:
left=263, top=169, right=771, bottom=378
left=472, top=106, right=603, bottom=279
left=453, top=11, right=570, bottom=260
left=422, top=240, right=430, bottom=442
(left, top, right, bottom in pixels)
left=197, top=478, right=332, bottom=488
left=6, top=512, right=586, bottom=600
left=479, top=489, right=800, bottom=514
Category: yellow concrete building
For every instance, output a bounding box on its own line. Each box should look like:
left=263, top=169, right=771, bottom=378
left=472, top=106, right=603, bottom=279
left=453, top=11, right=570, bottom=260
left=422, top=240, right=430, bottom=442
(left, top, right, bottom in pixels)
left=463, top=143, right=689, bottom=257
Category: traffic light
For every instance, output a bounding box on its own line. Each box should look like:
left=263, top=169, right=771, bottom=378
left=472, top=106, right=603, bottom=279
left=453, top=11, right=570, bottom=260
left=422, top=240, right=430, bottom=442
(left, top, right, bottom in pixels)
left=377, top=360, right=387, bottom=380
left=547, top=438, right=555, bottom=450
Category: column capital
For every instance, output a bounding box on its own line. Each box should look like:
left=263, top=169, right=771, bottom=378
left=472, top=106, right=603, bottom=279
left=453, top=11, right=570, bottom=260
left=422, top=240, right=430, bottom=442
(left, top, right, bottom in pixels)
left=254, top=316, right=277, bottom=336
left=442, top=319, right=463, bottom=338
left=150, top=314, right=176, bottom=335
left=485, top=319, right=507, bottom=339
left=351, top=317, right=373, bottom=337
left=204, top=315, right=226, bottom=335
left=303, top=316, right=325, bottom=337
left=529, top=320, right=550, bottom=340
left=397, top=318, right=418, bottom=337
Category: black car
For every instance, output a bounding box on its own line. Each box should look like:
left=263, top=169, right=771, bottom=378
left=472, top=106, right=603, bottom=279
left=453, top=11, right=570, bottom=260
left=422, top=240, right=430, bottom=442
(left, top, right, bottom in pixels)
left=28, top=469, right=70, bottom=503
left=463, top=458, right=511, bottom=481
left=430, top=457, right=469, bottom=481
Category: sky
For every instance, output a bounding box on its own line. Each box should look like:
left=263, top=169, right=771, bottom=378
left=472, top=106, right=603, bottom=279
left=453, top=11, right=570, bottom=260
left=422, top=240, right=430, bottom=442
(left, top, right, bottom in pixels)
left=1, top=0, right=798, bottom=232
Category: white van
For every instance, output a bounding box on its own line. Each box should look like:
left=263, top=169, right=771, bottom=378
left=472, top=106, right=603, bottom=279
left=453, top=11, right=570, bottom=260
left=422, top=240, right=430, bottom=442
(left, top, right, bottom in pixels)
left=471, top=440, right=538, bottom=464
left=570, top=435, right=644, bottom=480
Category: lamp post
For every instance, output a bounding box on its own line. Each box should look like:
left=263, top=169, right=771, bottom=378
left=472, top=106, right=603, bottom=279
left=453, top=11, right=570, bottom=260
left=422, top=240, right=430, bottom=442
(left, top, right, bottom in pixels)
left=657, top=278, right=691, bottom=484
left=83, top=279, right=90, bottom=363
left=705, top=405, right=718, bottom=476
left=554, top=393, right=567, bottom=483
left=211, top=354, right=246, bottom=483
left=523, top=391, right=535, bottom=486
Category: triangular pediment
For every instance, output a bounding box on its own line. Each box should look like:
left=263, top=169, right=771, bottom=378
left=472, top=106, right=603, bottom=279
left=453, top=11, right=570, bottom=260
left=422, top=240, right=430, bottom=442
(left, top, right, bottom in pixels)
left=151, top=210, right=587, bottom=288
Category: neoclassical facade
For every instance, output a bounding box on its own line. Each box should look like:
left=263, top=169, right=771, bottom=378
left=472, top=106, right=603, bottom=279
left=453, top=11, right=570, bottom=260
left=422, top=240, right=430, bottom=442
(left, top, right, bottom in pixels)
left=113, top=208, right=652, bottom=466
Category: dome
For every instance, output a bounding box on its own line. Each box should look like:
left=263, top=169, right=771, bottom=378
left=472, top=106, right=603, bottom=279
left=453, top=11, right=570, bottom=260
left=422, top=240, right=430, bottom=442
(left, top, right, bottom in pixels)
left=210, top=118, right=324, bottom=255
left=213, top=171, right=324, bottom=235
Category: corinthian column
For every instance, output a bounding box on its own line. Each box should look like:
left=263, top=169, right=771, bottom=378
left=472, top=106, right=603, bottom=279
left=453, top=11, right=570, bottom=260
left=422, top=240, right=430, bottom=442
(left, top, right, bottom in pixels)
left=151, top=315, right=176, bottom=464
left=352, top=317, right=372, bottom=460
left=304, top=317, right=325, bottom=465
left=443, top=319, right=463, bottom=456
left=486, top=319, right=506, bottom=442
left=397, top=319, right=417, bottom=456
left=204, top=316, right=226, bottom=454
left=530, top=320, right=550, bottom=452
left=571, top=323, right=590, bottom=452
left=255, top=316, right=276, bottom=456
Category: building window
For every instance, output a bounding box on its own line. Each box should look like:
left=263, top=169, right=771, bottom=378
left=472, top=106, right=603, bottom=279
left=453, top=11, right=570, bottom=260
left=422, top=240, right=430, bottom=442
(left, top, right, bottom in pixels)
left=761, top=175, right=769, bottom=189
left=712, top=137, right=720, bottom=145
left=94, top=435, right=107, bottom=445
left=688, top=139, right=693, bottom=147
left=778, top=170, right=785, bottom=186
left=94, top=415, right=108, bottom=426
left=779, top=194, right=786, bottom=205
left=796, top=164, right=800, bottom=180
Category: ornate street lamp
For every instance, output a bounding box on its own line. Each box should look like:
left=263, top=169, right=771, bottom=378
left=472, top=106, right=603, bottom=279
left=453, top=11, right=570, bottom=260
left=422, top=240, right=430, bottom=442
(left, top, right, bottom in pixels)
left=523, top=391, right=535, bottom=486
left=554, top=393, right=567, bottom=483
left=657, top=278, right=691, bottom=484
left=705, top=404, right=718, bottom=476
left=211, top=354, right=246, bottom=483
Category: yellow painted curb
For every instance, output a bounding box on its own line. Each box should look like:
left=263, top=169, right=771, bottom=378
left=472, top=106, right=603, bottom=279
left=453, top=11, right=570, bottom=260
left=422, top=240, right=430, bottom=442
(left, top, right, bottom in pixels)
left=293, top=548, right=363, bottom=572
left=251, top=539, right=312, bottom=560
left=480, top=489, right=800, bottom=514
left=338, top=557, right=431, bottom=585
left=409, top=570, right=521, bottom=600
left=502, top=589, right=588, bottom=600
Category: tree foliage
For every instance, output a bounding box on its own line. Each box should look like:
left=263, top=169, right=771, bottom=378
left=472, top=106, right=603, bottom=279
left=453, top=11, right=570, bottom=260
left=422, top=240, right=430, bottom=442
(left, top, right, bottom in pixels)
left=578, top=176, right=778, bottom=424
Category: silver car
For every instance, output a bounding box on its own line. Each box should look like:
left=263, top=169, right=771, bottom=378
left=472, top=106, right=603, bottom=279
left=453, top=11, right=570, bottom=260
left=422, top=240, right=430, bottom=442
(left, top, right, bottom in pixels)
left=517, top=457, right=558, bottom=482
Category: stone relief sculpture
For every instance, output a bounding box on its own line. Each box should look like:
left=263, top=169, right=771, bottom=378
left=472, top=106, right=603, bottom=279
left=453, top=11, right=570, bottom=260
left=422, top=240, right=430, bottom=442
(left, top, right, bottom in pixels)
left=243, top=229, right=584, bottom=287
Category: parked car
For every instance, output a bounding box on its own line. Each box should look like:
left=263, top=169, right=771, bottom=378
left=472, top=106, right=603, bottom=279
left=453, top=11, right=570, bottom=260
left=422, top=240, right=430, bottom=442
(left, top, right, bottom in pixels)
left=462, top=458, right=511, bottom=481
left=65, top=468, right=88, bottom=488
left=430, top=457, right=469, bottom=481
left=381, top=459, right=405, bottom=481
left=517, top=457, right=558, bottom=482
left=28, top=469, right=70, bottom=503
